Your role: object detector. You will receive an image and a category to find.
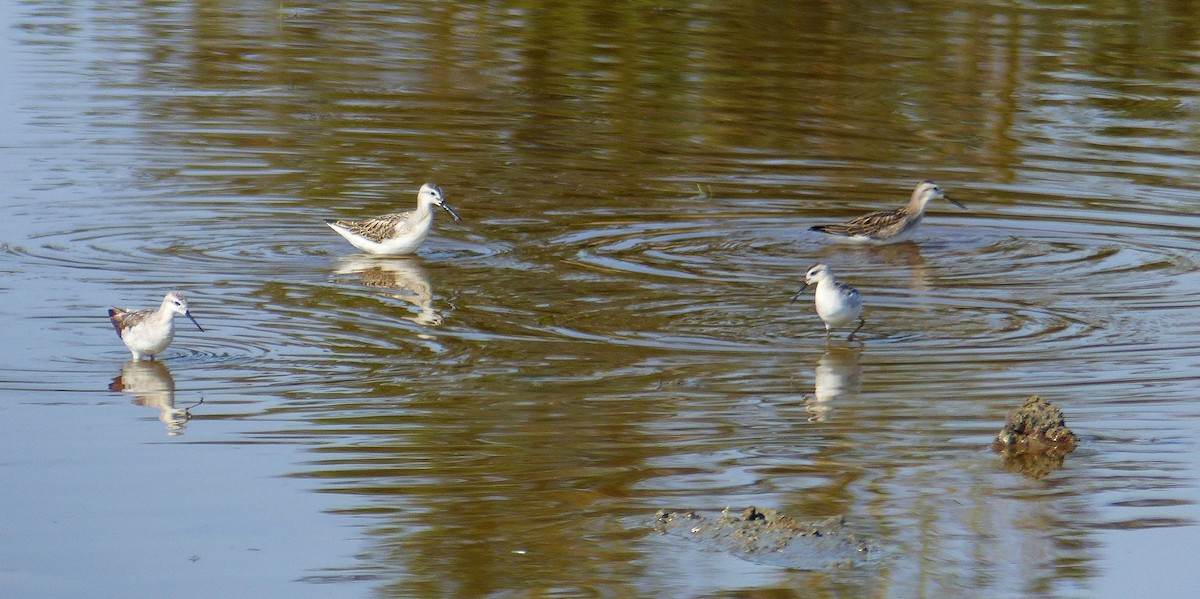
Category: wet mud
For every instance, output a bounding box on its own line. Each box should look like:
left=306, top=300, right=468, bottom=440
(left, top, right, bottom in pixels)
left=653, top=507, right=875, bottom=570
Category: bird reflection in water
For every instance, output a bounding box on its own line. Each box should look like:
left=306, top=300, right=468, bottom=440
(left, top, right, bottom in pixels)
left=334, top=256, right=443, bottom=326
left=864, top=241, right=930, bottom=293
left=807, top=345, right=863, bottom=422
left=108, top=360, right=199, bottom=435
left=819, top=241, right=930, bottom=294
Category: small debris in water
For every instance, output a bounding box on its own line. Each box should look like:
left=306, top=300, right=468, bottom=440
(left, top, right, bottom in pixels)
left=993, top=395, right=1078, bottom=479
left=653, top=506, right=875, bottom=569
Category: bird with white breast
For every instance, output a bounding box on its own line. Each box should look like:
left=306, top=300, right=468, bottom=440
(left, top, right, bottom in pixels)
left=108, top=292, right=204, bottom=361
left=792, top=263, right=865, bottom=341
left=326, top=182, right=461, bottom=255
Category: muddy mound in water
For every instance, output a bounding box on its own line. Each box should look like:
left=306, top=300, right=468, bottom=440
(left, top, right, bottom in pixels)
left=653, top=507, right=875, bottom=569
left=993, top=395, right=1079, bottom=479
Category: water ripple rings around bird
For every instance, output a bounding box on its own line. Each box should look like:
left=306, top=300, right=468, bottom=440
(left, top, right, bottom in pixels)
left=526, top=208, right=1199, bottom=361
left=13, top=219, right=502, bottom=277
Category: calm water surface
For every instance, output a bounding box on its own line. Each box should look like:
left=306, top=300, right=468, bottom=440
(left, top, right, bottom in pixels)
left=3, top=1, right=1200, bottom=597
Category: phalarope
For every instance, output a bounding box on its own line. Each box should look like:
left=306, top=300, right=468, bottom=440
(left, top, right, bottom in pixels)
left=326, top=183, right=461, bottom=255
left=810, top=180, right=964, bottom=244
left=108, top=291, right=204, bottom=361
left=791, top=263, right=864, bottom=340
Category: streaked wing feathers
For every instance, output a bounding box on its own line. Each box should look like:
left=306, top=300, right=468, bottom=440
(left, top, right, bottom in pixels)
left=833, top=281, right=860, bottom=302
left=811, top=207, right=909, bottom=238
left=335, top=211, right=415, bottom=243
left=108, top=307, right=151, bottom=338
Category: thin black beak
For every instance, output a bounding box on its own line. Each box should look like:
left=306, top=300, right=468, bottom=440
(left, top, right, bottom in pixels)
left=440, top=202, right=461, bottom=222
left=185, top=312, right=204, bottom=332
left=790, top=282, right=811, bottom=303
left=944, top=194, right=966, bottom=210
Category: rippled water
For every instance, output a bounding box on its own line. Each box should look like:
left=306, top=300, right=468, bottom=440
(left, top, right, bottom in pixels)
left=3, top=1, right=1200, bottom=597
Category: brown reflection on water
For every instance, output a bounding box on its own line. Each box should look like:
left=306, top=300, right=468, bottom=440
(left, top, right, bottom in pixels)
left=6, top=0, right=1200, bottom=597
left=333, top=257, right=443, bottom=326
left=109, top=361, right=193, bottom=435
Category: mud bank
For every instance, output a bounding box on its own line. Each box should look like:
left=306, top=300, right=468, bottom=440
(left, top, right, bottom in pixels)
left=654, top=507, right=875, bottom=569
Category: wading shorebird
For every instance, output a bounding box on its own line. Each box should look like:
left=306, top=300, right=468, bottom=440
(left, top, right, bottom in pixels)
left=810, top=180, right=964, bottom=244
left=792, top=263, right=864, bottom=340
left=108, top=292, right=204, bottom=361
left=326, top=183, right=461, bottom=255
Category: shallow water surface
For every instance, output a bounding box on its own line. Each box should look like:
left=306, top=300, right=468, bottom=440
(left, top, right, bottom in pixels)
left=3, top=1, right=1200, bottom=597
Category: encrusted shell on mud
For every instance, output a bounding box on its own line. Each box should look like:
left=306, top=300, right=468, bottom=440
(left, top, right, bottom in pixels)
left=653, top=506, right=875, bottom=569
